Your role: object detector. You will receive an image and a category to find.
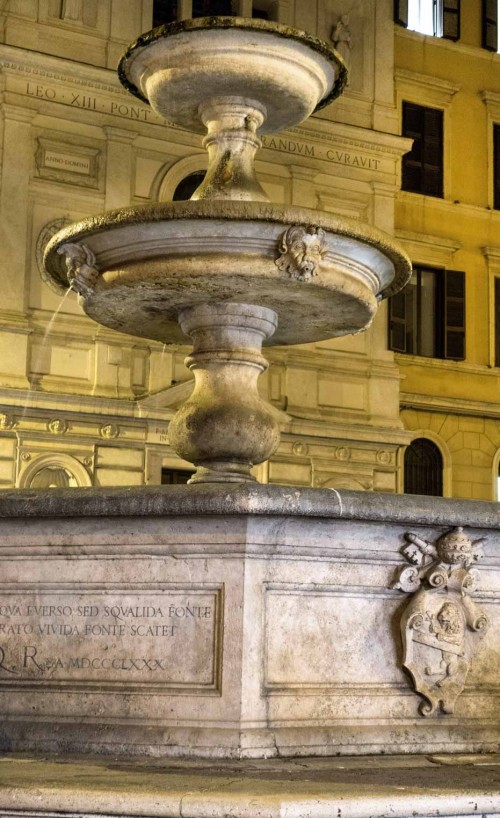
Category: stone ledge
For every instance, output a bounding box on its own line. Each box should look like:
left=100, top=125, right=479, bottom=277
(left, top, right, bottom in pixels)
left=0, top=754, right=499, bottom=818
left=0, top=483, right=499, bottom=528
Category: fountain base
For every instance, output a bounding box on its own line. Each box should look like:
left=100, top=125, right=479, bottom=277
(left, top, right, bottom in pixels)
left=0, top=484, right=498, bottom=760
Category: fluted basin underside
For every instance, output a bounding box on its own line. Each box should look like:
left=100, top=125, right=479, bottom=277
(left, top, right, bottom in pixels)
left=45, top=200, right=411, bottom=347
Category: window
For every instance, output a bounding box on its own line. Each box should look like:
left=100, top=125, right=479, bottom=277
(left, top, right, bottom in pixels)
left=161, top=468, right=194, bottom=484
left=172, top=171, right=206, bottom=201
left=152, top=0, right=276, bottom=24
left=152, top=0, right=177, bottom=26
left=404, top=438, right=443, bottom=496
left=192, top=0, right=233, bottom=15
left=482, top=0, right=498, bottom=51
left=389, top=266, right=465, bottom=360
left=494, top=124, right=500, bottom=210
left=495, top=278, right=500, bottom=366
left=402, top=102, right=443, bottom=198
left=395, top=0, right=460, bottom=41
left=153, top=0, right=233, bottom=25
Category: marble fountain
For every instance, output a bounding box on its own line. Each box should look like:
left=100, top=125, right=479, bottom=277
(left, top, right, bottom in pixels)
left=0, top=17, right=499, bottom=764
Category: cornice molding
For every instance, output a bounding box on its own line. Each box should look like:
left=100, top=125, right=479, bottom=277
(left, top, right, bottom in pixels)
left=395, top=68, right=460, bottom=106
left=401, top=391, right=500, bottom=419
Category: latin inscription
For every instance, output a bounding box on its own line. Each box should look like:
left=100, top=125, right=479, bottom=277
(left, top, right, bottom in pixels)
left=0, top=589, right=220, bottom=689
left=261, top=135, right=381, bottom=171
left=44, top=151, right=91, bottom=174
left=21, top=78, right=156, bottom=123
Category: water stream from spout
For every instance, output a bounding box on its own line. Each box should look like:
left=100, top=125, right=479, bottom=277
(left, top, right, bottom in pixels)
left=21, top=286, right=73, bottom=422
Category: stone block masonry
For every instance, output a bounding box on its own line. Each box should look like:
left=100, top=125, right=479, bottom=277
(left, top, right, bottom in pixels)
left=0, top=483, right=499, bottom=759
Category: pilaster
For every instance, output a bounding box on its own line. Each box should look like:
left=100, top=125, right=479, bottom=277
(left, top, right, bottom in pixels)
left=103, top=126, right=136, bottom=211
left=0, top=104, right=36, bottom=389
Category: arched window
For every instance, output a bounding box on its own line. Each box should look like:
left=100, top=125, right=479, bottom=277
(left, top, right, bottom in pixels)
left=172, top=171, right=206, bottom=201
left=404, top=437, right=443, bottom=496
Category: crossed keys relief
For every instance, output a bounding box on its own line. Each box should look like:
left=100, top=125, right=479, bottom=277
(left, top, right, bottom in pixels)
left=394, top=527, right=489, bottom=717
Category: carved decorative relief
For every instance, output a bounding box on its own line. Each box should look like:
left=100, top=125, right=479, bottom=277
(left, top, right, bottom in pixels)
left=36, top=218, right=73, bottom=293
left=394, top=527, right=488, bottom=717
left=48, top=418, right=68, bottom=435
left=100, top=423, right=119, bottom=439
left=57, top=242, right=99, bottom=297
left=275, top=225, right=328, bottom=282
left=292, top=441, right=309, bottom=456
left=0, top=413, right=15, bottom=430
left=334, top=446, right=351, bottom=461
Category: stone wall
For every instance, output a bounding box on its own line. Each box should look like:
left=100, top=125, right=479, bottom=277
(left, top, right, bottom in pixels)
left=0, top=484, right=498, bottom=757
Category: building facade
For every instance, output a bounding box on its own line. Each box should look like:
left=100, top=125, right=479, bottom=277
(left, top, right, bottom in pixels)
left=394, top=1, right=500, bottom=501
left=0, top=0, right=415, bottom=493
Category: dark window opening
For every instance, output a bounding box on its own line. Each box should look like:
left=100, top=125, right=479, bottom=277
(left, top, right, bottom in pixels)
left=152, top=0, right=178, bottom=26
left=404, top=437, right=443, bottom=496
left=192, top=0, right=234, bottom=15
left=153, top=0, right=235, bottom=24
left=482, top=0, right=498, bottom=51
left=172, top=171, right=206, bottom=201
left=389, top=266, right=465, bottom=361
left=495, top=278, right=500, bottom=367
left=402, top=102, right=443, bottom=198
left=161, top=468, right=194, bottom=485
left=494, top=124, right=500, bottom=210
left=252, top=6, right=270, bottom=18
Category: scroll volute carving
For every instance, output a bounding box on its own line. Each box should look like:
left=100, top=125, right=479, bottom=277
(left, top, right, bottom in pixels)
left=394, top=527, right=488, bottom=717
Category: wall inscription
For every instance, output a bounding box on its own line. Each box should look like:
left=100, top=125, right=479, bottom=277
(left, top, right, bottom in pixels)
left=261, top=135, right=383, bottom=172
left=0, top=586, right=222, bottom=691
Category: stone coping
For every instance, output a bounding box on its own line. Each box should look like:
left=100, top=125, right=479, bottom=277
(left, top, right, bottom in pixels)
left=0, top=483, right=499, bottom=528
left=43, top=199, right=412, bottom=298
left=0, top=754, right=499, bottom=817
left=117, top=16, right=348, bottom=110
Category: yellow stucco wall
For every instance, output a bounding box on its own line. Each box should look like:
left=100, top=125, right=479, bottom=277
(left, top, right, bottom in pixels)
left=395, top=4, right=500, bottom=500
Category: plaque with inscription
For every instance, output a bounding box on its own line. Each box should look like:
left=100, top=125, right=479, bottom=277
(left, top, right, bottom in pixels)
left=0, top=585, right=222, bottom=692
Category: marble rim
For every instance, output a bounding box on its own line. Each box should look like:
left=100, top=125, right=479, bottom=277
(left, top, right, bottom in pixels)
left=118, top=16, right=348, bottom=113
left=44, top=199, right=412, bottom=299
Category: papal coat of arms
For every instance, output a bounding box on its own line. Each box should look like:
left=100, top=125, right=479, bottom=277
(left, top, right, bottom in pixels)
left=394, top=527, right=488, bottom=717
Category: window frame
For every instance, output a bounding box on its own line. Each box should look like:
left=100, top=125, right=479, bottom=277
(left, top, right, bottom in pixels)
left=482, top=246, right=500, bottom=369
left=403, top=436, right=444, bottom=496
left=396, top=70, right=459, bottom=204
left=389, top=265, right=445, bottom=358
left=402, top=101, right=444, bottom=198
left=388, top=263, right=467, bottom=363
left=394, top=0, right=460, bottom=41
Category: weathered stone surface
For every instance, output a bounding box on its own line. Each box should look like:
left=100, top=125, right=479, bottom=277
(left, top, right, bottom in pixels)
left=0, top=484, right=499, bottom=759
left=0, top=753, right=500, bottom=818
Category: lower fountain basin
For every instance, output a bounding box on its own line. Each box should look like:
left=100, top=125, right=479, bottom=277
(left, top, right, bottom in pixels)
left=44, top=201, right=411, bottom=346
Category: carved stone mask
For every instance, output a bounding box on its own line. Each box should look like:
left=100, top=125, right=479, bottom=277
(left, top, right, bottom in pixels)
left=276, top=225, right=328, bottom=282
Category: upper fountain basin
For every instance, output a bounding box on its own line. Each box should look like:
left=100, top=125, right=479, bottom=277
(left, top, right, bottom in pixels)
left=118, top=17, right=347, bottom=134
left=44, top=200, right=411, bottom=347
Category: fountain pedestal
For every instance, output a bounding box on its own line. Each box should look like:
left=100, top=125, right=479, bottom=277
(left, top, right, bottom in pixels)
left=168, top=302, right=279, bottom=483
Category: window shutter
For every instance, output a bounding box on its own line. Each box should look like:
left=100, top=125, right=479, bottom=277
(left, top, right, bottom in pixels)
left=482, top=0, right=498, bottom=51
left=394, top=0, right=409, bottom=27
left=443, top=0, right=460, bottom=41
left=443, top=270, right=465, bottom=360
left=495, top=278, right=500, bottom=367
left=389, top=290, right=407, bottom=353
left=422, top=107, right=443, bottom=197
left=494, top=125, right=500, bottom=210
